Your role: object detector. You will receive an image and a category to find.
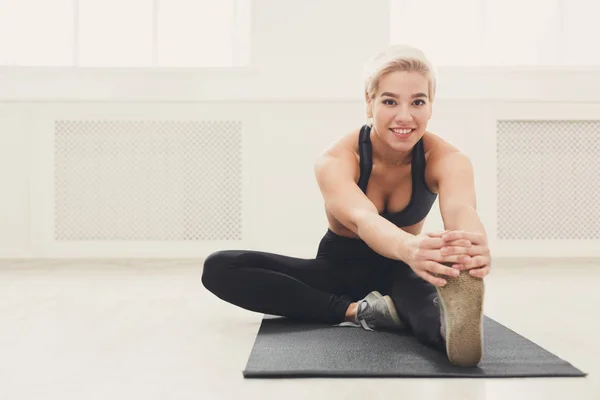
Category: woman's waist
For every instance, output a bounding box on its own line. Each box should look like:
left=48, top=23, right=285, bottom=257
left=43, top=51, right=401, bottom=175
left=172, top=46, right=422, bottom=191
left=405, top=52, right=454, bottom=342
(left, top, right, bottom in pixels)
left=316, top=229, right=385, bottom=260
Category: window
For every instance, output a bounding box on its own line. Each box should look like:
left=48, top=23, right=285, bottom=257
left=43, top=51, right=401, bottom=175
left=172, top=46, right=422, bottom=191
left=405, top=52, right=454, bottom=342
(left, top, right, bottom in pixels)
left=390, top=0, right=599, bottom=66
left=0, top=0, right=250, bottom=67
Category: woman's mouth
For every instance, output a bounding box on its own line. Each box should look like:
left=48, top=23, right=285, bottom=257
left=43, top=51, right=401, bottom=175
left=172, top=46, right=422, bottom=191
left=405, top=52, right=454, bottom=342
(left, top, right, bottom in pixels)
left=390, top=127, right=415, bottom=138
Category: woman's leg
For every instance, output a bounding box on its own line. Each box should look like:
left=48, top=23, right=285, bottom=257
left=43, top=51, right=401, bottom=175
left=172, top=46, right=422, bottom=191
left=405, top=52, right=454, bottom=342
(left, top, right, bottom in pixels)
left=201, top=250, right=353, bottom=324
left=385, top=262, right=485, bottom=366
left=385, top=262, right=446, bottom=352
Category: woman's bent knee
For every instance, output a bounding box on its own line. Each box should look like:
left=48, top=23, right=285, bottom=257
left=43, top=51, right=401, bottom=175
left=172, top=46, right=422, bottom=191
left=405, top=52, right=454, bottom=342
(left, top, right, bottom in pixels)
left=201, top=250, right=242, bottom=292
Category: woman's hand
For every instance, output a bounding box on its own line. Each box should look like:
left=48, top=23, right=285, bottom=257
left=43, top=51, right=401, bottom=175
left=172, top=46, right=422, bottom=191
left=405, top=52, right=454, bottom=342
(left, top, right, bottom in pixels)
left=403, top=231, right=472, bottom=287
left=440, top=230, right=491, bottom=279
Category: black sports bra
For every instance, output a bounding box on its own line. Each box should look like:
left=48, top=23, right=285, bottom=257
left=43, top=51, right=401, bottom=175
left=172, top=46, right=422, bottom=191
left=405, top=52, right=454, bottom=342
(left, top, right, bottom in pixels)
left=357, top=125, right=438, bottom=227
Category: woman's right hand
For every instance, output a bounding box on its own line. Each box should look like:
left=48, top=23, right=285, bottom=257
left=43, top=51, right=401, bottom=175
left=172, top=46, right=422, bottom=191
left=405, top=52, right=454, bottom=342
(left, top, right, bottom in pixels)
left=402, top=231, right=472, bottom=287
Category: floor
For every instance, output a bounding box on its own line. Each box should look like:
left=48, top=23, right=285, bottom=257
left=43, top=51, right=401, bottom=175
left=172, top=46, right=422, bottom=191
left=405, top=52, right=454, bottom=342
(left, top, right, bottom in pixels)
left=0, top=258, right=597, bottom=400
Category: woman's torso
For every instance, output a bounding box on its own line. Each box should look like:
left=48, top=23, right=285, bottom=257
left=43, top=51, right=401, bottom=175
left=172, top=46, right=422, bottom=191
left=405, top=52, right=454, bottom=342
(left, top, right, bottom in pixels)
left=324, top=125, right=447, bottom=238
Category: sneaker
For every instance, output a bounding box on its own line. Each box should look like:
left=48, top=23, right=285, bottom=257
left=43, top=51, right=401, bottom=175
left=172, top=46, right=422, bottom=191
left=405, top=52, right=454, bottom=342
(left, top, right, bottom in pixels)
left=355, top=291, right=405, bottom=331
left=436, top=270, right=485, bottom=367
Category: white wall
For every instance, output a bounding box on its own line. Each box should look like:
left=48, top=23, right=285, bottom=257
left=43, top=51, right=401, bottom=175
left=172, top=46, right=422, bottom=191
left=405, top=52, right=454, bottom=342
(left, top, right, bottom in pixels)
left=1, top=0, right=599, bottom=259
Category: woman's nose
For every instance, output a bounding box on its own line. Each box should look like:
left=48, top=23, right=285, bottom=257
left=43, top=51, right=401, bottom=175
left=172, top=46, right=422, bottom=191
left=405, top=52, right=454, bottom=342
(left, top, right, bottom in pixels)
left=395, top=107, right=412, bottom=121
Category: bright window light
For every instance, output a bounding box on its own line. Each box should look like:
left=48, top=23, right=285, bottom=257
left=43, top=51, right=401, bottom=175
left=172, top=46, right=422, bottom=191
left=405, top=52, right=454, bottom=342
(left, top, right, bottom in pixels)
left=564, top=0, right=600, bottom=65
left=0, top=0, right=74, bottom=66
left=390, top=0, right=483, bottom=67
left=390, top=0, right=597, bottom=67
left=78, top=0, right=153, bottom=67
left=157, top=0, right=235, bottom=67
left=0, top=0, right=249, bottom=67
left=481, top=0, right=561, bottom=66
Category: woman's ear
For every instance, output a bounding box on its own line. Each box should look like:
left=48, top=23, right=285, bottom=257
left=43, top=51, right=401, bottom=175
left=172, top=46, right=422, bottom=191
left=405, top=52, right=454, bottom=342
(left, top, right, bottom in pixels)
left=365, top=92, right=373, bottom=118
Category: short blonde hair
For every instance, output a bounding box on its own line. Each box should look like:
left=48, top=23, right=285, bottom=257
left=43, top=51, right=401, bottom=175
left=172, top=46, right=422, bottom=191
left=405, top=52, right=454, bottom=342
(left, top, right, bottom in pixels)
left=363, top=45, right=437, bottom=102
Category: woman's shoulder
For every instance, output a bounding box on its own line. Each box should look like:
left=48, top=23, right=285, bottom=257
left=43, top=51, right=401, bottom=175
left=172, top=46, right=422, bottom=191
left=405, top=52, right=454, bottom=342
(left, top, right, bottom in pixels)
left=314, top=127, right=362, bottom=180
left=317, top=127, right=362, bottom=160
left=422, top=131, right=462, bottom=161
left=422, top=131, right=469, bottom=192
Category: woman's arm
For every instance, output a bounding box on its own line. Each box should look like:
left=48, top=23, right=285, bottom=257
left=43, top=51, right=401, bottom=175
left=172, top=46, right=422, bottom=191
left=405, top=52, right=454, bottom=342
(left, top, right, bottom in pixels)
left=314, top=149, right=414, bottom=261
left=432, top=150, right=491, bottom=277
left=435, top=151, right=487, bottom=237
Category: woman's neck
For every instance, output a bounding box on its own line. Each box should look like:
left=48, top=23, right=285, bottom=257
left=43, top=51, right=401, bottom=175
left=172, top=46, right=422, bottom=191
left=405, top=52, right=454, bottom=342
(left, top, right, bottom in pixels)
left=370, top=127, right=413, bottom=167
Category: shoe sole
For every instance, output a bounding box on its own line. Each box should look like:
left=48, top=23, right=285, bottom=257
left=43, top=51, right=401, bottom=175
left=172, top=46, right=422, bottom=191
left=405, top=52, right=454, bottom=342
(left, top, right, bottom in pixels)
left=436, top=271, right=484, bottom=367
left=382, top=295, right=403, bottom=326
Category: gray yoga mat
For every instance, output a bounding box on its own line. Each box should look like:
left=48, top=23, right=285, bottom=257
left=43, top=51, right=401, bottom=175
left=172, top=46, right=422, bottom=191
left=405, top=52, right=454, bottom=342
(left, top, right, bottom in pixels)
left=243, top=315, right=586, bottom=378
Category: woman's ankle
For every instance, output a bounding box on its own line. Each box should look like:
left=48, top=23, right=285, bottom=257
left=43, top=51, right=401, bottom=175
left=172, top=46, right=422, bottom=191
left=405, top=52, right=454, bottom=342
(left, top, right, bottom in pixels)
left=344, top=302, right=358, bottom=323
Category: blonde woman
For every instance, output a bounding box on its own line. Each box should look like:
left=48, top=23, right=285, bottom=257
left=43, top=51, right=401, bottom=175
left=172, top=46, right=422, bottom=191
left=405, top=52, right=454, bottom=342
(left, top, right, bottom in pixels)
left=202, top=45, right=491, bottom=367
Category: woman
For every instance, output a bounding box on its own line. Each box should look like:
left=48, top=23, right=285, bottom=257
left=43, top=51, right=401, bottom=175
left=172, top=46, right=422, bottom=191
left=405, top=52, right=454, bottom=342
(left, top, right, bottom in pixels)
left=202, top=45, right=492, bottom=368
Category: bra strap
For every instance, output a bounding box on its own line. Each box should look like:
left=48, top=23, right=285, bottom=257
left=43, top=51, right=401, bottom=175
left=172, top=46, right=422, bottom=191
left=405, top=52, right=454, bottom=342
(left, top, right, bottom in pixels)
left=357, top=125, right=372, bottom=193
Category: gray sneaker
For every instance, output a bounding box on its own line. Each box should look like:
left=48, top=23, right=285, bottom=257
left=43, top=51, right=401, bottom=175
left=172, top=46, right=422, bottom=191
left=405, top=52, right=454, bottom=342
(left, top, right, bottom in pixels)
left=355, top=291, right=405, bottom=331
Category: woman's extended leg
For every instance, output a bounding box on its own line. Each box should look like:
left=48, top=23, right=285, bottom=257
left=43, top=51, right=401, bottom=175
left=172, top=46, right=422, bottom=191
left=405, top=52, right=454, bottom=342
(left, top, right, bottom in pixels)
left=385, top=262, right=446, bottom=352
left=386, top=261, right=484, bottom=366
left=201, top=250, right=353, bottom=324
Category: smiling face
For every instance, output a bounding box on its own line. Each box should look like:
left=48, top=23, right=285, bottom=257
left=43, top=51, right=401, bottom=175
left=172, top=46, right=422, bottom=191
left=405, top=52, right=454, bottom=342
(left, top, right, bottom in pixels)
left=366, top=70, right=433, bottom=158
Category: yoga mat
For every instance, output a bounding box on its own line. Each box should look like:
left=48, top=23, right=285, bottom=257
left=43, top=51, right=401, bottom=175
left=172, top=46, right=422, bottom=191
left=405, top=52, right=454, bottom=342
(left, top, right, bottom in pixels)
left=243, top=315, right=587, bottom=378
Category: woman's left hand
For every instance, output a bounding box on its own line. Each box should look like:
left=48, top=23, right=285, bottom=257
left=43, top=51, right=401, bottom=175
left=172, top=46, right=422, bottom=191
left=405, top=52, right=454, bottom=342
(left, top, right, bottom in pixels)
left=440, top=230, right=491, bottom=279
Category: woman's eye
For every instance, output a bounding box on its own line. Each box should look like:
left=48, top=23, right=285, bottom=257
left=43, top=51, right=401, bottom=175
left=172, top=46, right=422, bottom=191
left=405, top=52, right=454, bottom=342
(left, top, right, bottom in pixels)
left=383, top=99, right=426, bottom=106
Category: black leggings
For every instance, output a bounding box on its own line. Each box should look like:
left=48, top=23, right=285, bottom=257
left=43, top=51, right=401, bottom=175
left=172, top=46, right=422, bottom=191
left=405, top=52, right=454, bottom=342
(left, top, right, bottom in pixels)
left=202, top=229, right=445, bottom=351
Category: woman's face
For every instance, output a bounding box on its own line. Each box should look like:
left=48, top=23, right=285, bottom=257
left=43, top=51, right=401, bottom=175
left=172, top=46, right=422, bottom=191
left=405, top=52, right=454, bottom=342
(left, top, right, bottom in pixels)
left=367, top=71, right=432, bottom=156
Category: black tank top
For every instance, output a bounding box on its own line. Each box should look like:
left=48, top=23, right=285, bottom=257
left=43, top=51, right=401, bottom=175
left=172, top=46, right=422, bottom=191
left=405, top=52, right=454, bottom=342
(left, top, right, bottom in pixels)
left=357, top=125, right=438, bottom=227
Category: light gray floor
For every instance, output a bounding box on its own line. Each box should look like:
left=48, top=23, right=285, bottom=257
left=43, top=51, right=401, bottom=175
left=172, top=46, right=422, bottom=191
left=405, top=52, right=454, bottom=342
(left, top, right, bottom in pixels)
left=0, top=258, right=597, bottom=400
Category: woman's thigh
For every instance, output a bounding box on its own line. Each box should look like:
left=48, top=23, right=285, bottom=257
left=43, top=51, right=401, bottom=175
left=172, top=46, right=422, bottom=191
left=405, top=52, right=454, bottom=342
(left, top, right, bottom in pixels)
left=203, top=249, right=348, bottom=294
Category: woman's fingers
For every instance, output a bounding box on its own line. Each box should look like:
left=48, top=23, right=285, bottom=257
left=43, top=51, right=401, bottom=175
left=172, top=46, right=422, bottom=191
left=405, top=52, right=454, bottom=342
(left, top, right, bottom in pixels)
left=422, top=249, right=471, bottom=265
left=440, top=245, right=471, bottom=256
left=426, top=230, right=450, bottom=238
left=469, top=266, right=490, bottom=278
left=415, top=269, right=447, bottom=287
left=422, top=237, right=446, bottom=249
left=425, top=260, right=460, bottom=278
left=447, top=239, right=471, bottom=247
left=456, top=255, right=489, bottom=270
left=424, top=235, right=471, bottom=249
left=465, top=245, right=487, bottom=257
left=443, top=230, right=486, bottom=246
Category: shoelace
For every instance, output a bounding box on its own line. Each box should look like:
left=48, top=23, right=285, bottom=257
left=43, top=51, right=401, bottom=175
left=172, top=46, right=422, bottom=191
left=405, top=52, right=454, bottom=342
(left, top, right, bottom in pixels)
left=356, top=300, right=374, bottom=331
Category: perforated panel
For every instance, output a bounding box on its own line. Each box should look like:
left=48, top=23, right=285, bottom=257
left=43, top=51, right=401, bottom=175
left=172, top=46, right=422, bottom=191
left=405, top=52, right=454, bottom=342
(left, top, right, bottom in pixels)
left=54, top=120, right=242, bottom=241
left=497, top=120, right=600, bottom=239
